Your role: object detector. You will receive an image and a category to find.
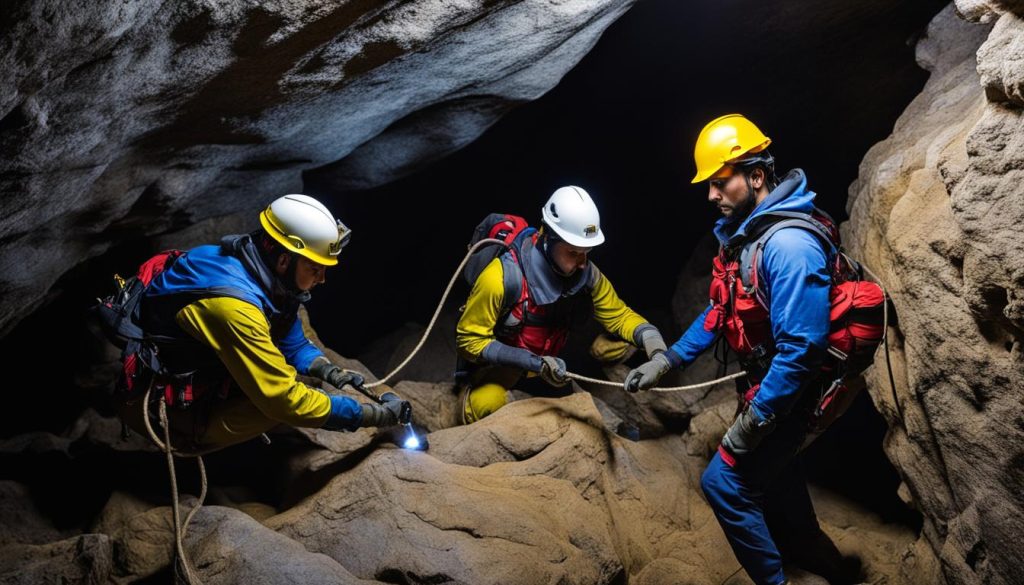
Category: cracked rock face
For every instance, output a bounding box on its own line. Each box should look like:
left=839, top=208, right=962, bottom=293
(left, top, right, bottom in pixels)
left=844, top=3, right=1024, bottom=584
left=0, top=0, right=636, bottom=336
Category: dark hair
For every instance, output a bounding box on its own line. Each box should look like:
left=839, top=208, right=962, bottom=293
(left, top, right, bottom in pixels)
left=254, top=229, right=288, bottom=266
left=733, top=150, right=779, bottom=190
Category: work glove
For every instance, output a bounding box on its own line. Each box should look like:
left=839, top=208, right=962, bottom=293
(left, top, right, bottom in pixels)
left=623, top=353, right=671, bottom=393
left=635, top=326, right=668, bottom=360
left=721, top=405, right=776, bottom=459
left=310, top=358, right=366, bottom=392
left=539, top=356, right=570, bottom=387
left=360, top=394, right=409, bottom=428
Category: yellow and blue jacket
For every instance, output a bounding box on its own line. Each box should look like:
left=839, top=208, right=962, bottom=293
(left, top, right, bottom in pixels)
left=143, top=235, right=360, bottom=430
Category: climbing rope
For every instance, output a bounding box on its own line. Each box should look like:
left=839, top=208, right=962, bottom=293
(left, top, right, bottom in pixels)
left=364, top=238, right=507, bottom=389
left=567, top=370, right=749, bottom=392
left=141, top=384, right=207, bottom=585
left=363, top=237, right=750, bottom=393
left=858, top=261, right=903, bottom=424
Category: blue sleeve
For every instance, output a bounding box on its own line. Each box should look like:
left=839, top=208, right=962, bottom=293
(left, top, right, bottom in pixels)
left=323, top=395, right=363, bottom=431
left=665, top=304, right=718, bottom=368
left=276, top=314, right=326, bottom=375
left=750, top=228, right=831, bottom=420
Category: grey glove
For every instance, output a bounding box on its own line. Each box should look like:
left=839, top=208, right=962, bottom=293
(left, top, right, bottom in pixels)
left=539, top=356, right=569, bottom=387
left=623, top=353, right=671, bottom=393
left=310, top=358, right=366, bottom=392
left=360, top=397, right=406, bottom=428
left=721, top=405, right=776, bottom=459
left=635, top=325, right=668, bottom=360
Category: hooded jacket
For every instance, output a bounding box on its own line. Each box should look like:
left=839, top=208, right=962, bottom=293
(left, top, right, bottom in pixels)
left=666, top=170, right=831, bottom=419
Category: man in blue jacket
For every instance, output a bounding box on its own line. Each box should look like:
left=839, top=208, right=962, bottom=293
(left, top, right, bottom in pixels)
left=624, top=115, right=859, bottom=585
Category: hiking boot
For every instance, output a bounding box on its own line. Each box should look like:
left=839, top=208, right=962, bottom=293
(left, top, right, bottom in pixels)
left=780, top=529, right=862, bottom=585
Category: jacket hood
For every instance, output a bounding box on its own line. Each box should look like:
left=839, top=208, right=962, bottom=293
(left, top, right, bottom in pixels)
left=713, top=169, right=817, bottom=247
left=221, top=234, right=311, bottom=307
left=515, top=233, right=593, bottom=306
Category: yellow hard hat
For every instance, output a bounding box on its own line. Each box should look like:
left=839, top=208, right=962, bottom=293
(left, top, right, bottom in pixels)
left=259, top=194, right=351, bottom=266
left=691, top=114, right=772, bottom=183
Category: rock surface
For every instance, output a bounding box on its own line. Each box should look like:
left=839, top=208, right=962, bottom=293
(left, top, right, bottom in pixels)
left=845, top=3, right=1023, bottom=584
left=0, top=0, right=637, bottom=336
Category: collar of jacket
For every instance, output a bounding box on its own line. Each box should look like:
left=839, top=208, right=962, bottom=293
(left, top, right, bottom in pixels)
left=713, top=168, right=818, bottom=247
left=220, top=234, right=311, bottom=311
left=515, top=233, right=594, bottom=306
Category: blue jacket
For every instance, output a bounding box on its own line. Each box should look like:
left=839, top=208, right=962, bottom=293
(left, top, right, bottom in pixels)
left=145, top=235, right=325, bottom=375
left=667, top=170, right=831, bottom=419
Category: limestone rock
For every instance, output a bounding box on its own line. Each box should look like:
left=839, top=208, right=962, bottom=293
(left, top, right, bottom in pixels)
left=845, top=4, right=1023, bottom=584
left=0, top=534, right=112, bottom=585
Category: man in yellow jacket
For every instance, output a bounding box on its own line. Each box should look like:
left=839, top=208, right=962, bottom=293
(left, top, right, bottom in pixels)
left=119, top=194, right=404, bottom=451
left=455, top=186, right=668, bottom=424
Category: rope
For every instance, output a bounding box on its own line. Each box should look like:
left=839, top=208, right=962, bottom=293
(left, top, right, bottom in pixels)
left=858, top=261, right=903, bottom=424
left=567, top=370, right=748, bottom=392
left=362, top=237, right=748, bottom=394
left=365, top=238, right=507, bottom=389
left=142, top=384, right=206, bottom=585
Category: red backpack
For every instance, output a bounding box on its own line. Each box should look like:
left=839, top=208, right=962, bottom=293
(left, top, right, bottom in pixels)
left=92, top=250, right=217, bottom=408
left=737, top=209, right=886, bottom=431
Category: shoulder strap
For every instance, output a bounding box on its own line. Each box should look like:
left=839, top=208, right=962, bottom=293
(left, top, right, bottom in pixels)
left=739, top=214, right=838, bottom=294
left=499, top=251, right=525, bottom=319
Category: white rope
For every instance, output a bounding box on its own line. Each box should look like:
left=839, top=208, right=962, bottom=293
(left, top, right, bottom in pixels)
left=141, top=384, right=205, bottom=585
left=567, top=370, right=748, bottom=392
left=365, top=238, right=507, bottom=389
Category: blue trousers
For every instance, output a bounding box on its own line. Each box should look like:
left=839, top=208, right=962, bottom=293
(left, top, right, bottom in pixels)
left=701, top=416, right=819, bottom=585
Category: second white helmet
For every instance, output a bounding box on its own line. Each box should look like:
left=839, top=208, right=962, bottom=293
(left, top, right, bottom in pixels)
left=540, top=186, right=605, bottom=248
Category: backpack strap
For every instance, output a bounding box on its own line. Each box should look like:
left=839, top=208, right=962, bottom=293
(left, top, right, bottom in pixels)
left=739, top=214, right=838, bottom=305
left=498, top=250, right=525, bottom=324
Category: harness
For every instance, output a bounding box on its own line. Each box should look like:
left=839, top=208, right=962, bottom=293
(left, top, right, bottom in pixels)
left=493, top=234, right=591, bottom=357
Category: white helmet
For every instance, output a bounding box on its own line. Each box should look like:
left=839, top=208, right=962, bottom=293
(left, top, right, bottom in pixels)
left=540, top=186, right=605, bottom=247
left=259, top=194, right=351, bottom=266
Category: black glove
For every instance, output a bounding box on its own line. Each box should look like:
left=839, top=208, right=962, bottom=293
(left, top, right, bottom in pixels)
left=379, top=392, right=412, bottom=425
left=721, top=405, right=776, bottom=459
left=623, top=353, right=671, bottom=393
left=360, top=396, right=407, bottom=428
left=310, top=358, right=366, bottom=392
left=539, top=356, right=569, bottom=387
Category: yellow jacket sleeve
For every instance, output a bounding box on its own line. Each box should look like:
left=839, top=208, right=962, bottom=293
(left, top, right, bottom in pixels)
left=175, top=297, right=331, bottom=428
left=456, top=257, right=506, bottom=360
left=590, top=267, right=649, bottom=344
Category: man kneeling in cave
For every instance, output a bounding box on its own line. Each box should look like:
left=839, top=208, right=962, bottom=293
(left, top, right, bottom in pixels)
left=454, top=185, right=669, bottom=424
left=116, top=194, right=406, bottom=452
left=624, top=115, right=864, bottom=585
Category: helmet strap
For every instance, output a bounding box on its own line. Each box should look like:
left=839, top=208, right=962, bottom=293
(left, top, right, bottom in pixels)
left=539, top=230, right=575, bottom=278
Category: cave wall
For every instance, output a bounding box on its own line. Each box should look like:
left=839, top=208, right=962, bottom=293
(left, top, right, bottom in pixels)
left=0, top=0, right=635, bottom=336
left=843, top=3, right=1024, bottom=584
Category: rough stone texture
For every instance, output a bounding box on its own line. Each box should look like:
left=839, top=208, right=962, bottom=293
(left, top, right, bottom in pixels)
left=269, top=394, right=696, bottom=584
left=845, top=4, right=1023, bottom=585
left=0, top=481, right=68, bottom=546
left=0, top=0, right=637, bottom=336
left=954, top=0, right=1024, bottom=22
left=0, top=534, right=112, bottom=585
left=186, top=506, right=384, bottom=585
